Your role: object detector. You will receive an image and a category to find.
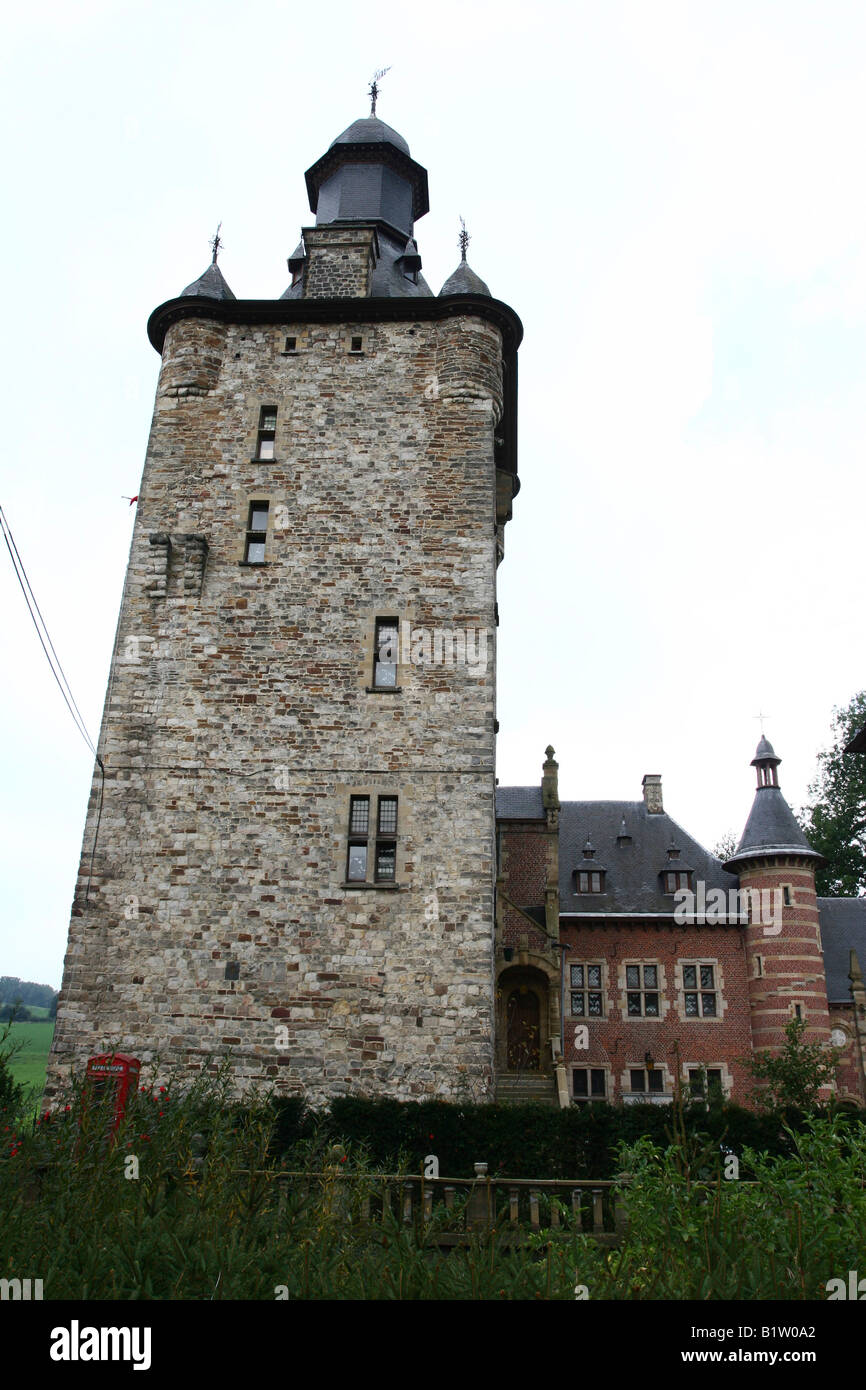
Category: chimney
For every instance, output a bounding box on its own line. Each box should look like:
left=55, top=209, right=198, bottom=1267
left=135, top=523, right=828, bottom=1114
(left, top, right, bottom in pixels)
left=642, top=774, right=663, bottom=814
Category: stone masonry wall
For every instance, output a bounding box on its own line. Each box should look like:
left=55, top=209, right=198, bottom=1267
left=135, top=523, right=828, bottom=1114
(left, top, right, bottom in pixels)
left=47, top=309, right=505, bottom=1106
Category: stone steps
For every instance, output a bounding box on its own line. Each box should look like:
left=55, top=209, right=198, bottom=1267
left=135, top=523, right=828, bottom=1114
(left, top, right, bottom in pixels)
left=495, top=1074, right=558, bottom=1106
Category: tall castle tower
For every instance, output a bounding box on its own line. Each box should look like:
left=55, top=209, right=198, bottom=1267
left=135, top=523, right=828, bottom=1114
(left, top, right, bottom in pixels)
left=725, top=738, right=832, bottom=1067
left=46, top=109, right=522, bottom=1105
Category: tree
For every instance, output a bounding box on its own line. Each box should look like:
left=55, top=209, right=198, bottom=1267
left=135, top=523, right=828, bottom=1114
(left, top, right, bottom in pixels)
left=798, top=691, right=866, bottom=897
left=712, top=830, right=739, bottom=863
left=744, top=1016, right=839, bottom=1112
left=0, top=1020, right=25, bottom=1120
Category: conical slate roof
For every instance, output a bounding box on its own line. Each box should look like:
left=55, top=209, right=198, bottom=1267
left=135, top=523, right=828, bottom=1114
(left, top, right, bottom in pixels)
left=180, top=262, right=236, bottom=300
left=439, top=261, right=491, bottom=296
left=724, top=741, right=822, bottom=869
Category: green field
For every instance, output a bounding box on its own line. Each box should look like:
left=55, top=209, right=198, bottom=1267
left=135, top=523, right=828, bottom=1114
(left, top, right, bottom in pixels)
left=4, top=1020, right=54, bottom=1098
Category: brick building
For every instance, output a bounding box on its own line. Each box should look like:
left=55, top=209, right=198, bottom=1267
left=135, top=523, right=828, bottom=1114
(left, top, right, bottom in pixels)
left=496, top=741, right=866, bottom=1106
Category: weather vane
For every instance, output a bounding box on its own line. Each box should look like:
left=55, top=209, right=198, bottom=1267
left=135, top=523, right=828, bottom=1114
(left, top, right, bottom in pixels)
left=458, top=216, right=470, bottom=262
left=754, top=710, right=770, bottom=735
left=209, top=222, right=223, bottom=265
left=369, top=66, right=391, bottom=116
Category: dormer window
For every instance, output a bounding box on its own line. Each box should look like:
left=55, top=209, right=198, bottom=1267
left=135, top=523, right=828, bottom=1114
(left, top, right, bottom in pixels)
left=576, top=870, right=605, bottom=894
left=573, top=841, right=606, bottom=894
left=664, top=870, right=692, bottom=894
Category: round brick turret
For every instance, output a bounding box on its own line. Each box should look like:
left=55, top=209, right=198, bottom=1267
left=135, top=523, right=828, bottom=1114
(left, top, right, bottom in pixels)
left=725, top=739, right=832, bottom=1070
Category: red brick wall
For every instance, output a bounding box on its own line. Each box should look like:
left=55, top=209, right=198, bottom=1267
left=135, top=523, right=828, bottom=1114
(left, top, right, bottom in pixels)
left=560, top=919, right=754, bottom=1105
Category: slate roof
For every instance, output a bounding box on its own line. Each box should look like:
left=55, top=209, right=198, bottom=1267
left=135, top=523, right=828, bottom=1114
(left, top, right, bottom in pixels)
left=439, top=261, right=491, bottom=297
left=496, top=785, right=544, bottom=819
left=330, top=116, right=411, bottom=156
left=725, top=786, right=821, bottom=868
left=180, top=262, right=236, bottom=300
left=495, top=790, right=738, bottom=914
left=818, top=898, right=866, bottom=1002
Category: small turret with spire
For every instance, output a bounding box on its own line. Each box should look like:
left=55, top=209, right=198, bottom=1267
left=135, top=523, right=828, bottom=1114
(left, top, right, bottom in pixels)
left=726, top=735, right=832, bottom=1070
left=439, top=217, right=492, bottom=297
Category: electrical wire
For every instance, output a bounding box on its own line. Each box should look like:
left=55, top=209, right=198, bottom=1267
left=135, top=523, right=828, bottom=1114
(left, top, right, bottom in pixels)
left=0, top=503, right=105, bottom=903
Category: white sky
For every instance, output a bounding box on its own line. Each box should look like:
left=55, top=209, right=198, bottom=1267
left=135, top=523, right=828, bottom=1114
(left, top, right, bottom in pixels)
left=2, top=1, right=864, bottom=987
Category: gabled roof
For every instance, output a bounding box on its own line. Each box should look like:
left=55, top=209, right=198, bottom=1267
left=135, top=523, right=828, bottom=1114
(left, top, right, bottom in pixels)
left=495, top=789, right=737, bottom=914
left=557, top=801, right=737, bottom=915
left=818, top=898, right=866, bottom=1002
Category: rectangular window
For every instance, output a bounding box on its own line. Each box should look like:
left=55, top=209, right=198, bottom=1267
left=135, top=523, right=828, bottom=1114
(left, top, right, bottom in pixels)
left=244, top=501, right=269, bottom=564
left=373, top=618, right=398, bottom=688
left=256, top=406, right=277, bottom=459
left=688, top=1067, right=723, bottom=1100
left=570, top=963, right=604, bottom=1017
left=683, top=963, right=718, bottom=1017
left=375, top=795, right=398, bottom=882
left=665, top=870, right=691, bottom=893
left=345, top=794, right=398, bottom=885
left=626, top=964, right=660, bottom=1017
left=630, top=1068, right=663, bottom=1095
left=573, top=1068, right=606, bottom=1102
left=577, top=870, right=603, bottom=893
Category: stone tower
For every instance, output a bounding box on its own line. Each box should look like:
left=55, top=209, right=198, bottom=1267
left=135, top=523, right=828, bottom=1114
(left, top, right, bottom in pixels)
left=724, top=738, right=832, bottom=1065
left=46, top=111, right=522, bottom=1105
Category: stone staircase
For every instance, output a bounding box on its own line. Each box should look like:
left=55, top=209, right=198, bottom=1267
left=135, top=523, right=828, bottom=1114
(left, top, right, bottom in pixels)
left=495, top=1073, right=559, bottom=1106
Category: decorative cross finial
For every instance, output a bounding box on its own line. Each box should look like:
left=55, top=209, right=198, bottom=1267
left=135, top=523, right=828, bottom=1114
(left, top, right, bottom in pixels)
left=209, top=222, right=223, bottom=265
left=754, top=710, right=770, bottom=735
left=459, top=216, right=470, bottom=262
left=369, top=66, right=391, bottom=116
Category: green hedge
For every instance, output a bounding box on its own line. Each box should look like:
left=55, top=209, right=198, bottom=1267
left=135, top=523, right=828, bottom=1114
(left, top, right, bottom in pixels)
left=269, top=1096, right=866, bottom=1179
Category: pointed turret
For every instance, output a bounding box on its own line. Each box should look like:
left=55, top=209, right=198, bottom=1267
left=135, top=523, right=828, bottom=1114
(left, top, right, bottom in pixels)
left=727, top=737, right=832, bottom=1067
left=724, top=737, right=822, bottom=871
left=439, top=218, right=491, bottom=297
left=180, top=261, right=236, bottom=301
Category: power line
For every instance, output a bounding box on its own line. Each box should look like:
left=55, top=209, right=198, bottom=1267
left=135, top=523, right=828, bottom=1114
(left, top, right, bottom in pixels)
left=0, top=502, right=105, bottom=903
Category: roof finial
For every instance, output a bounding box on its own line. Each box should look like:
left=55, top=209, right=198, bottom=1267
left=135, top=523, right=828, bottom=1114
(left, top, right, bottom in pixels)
left=369, top=66, right=391, bottom=116
left=209, top=222, right=223, bottom=265
left=754, top=710, right=770, bottom=735
left=458, top=216, right=470, bottom=262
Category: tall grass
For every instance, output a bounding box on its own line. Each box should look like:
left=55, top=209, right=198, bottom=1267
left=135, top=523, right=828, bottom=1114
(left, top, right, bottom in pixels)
left=1, top=1060, right=863, bottom=1299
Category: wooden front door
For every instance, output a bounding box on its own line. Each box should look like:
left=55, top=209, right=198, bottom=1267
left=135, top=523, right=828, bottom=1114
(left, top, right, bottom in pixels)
left=506, top=987, right=540, bottom=1071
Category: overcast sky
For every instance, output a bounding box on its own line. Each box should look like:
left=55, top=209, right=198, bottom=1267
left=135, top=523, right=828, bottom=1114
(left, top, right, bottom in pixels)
left=2, top=1, right=865, bottom=987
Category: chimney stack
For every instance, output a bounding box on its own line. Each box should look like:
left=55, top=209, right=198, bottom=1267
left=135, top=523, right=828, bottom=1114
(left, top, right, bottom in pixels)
left=642, top=774, right=663, bottom=814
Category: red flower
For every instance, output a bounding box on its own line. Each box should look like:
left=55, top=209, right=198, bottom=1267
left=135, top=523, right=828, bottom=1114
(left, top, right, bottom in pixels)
left=140, top=1134, right=150, bottom=1142
left=64, top=1106, right=71, bottom=1113
left=340, top=1156, right=347, bottom=1164
left=159, top=1087, right=167, bottom=1094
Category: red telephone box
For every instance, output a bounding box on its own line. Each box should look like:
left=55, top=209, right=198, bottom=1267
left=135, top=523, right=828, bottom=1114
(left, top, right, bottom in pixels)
left=84, top=1053, right=141, bottom=1139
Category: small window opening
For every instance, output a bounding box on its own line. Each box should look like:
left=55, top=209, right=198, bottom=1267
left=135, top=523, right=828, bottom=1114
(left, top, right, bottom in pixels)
left=350, top=335, right=363, bottom=353
left=284, top=336, right=297, bottom=353
left=244, top=501, right=269, bottom=564
left=256, top=407, right=277, bottom=459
